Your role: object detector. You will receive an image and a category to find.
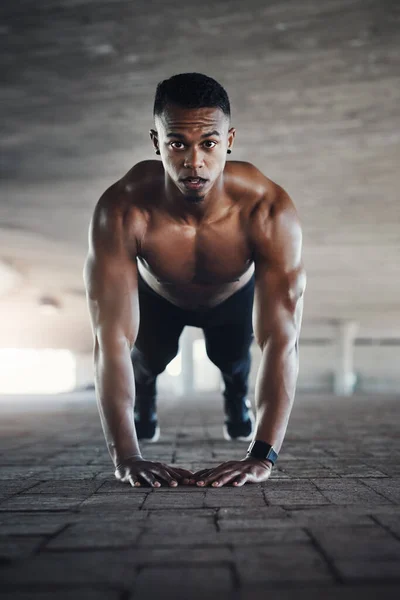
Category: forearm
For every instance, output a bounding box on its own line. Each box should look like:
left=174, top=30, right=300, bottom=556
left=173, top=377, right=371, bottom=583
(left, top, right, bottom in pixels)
left=253, top=340, right=299, bottom=452
left=94, top=339, right=140, bottom=466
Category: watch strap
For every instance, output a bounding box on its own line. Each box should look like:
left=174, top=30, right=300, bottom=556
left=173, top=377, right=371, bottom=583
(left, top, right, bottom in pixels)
left=247, top=440, right=278, bottom=465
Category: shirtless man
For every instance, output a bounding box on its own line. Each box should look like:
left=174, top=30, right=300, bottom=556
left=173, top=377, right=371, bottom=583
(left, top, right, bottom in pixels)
left=84, top=73, right=306, bottom=489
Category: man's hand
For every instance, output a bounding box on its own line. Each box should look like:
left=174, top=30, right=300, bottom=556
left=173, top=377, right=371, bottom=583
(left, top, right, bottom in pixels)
left=192, top=457, right=272, bottom=487
left=115, top=457, right=193, bottom=488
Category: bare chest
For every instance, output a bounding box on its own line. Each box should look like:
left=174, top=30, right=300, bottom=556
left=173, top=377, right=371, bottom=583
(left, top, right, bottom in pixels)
left=138, top=219, right=252, bottom=286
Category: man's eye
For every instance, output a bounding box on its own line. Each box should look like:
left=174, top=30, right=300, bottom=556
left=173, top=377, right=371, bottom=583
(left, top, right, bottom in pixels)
left=170, top=142, right=184, bottom=149
left=203, top=141, right=217, bottom=149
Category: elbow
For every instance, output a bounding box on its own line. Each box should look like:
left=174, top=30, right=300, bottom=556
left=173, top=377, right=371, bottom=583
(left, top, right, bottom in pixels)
left=256, top=328, right=298, bottom=354
left=94, top=329, right=136, bottom=358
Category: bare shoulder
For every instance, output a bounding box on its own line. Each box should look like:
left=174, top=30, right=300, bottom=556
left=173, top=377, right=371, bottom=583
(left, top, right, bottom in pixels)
left=89, top=160, right=163, bottom=252
left=122, top=159, right=164, bottom=192
left=231, top=163, right=303, bottom=269
left=225, top=161, right=282, bottom=208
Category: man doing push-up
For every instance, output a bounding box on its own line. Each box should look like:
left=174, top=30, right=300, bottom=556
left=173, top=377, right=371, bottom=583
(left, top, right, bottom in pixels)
left=84, top=72, right=306, bottom=489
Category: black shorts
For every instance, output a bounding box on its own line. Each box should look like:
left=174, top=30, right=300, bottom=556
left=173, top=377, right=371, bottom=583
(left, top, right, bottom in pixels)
left=134, top=270, right=255, bottom=376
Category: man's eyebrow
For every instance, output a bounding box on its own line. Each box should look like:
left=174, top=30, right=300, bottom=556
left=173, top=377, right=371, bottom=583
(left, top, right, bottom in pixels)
left=166, top=130, right=221, bottom=139
left=201, top=130, right=221, bottom=138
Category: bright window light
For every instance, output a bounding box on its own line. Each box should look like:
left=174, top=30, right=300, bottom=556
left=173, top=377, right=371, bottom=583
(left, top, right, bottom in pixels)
left=0, top=349, right=76, bottom=394
left=166, top=352, right=182, bottom=377
left=193, top=339, right=207, bottom=360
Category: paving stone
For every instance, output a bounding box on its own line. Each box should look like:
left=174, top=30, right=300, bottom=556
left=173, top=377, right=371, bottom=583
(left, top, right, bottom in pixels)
left=372, top=514, right=400, bottom=537
left=335, top=559, right=400, bottom=581
left=0, top=455, right=51, bottom=466
left=361, top=478, right=400, bottom=504
left=263, top=481, right=330, bottom=506
left=44, top=451, right=96, bottom=464
left=0, top=467, right=47, bottom=480
left=79, top=492, right=147, bottom=511
left=287, top=506, right=375, bottom=526
left=25, top=481, right=102, bottom=496
left=45, top=521, right=143, bottom=549
left=142, top=491, right=205, bottom=509
left=268, top=468, right=292, bottom=479
left=133, top=566, right=233, bottom=596
left=1, top=389, right=399, bottom=595
left=205, top=489, right=267, bottom=508
left=279, top=462, right=340, bottom=479
left=373, top=463, right=400, bottom=476
left=234, top=543, right=334, bottom=584
left=37, top=467, right=103, bottom=480
left=236, top=585, right=400, bottom=600
left=0, top=496, right=84, bottom=512
left=96, top=479, right=141, bottom=493
left=218, top=506, right=288, bottom=519
left=142, top=519, right=216, bottom=534
left=318, top=459, right=388, bottom=478
left=0, top=592, right=120, bottom=600
left=146, top=509, right=215, bottom=520
left=0, top=551, right=138, bottom=585
left=0, top=513, right=72, bottom=535
left=310, top=525, right=400, bottom=560
left=312, top=479, right=392, bottom=505
left=137, top=546, right=232, bottom=565
left=0, top=481, right=40, bottom=498
left=139, top=527, right=308, bottom=547
left=0, top=536, right=44, bottom=559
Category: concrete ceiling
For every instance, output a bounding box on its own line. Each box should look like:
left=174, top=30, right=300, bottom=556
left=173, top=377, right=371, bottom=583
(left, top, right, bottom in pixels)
left=1, top=0, right=399, bottom=351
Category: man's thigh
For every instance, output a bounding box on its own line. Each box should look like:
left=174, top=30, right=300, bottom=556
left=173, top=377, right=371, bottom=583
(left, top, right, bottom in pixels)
left=135, top=277, right=185, bottom=360
left=202, top=278, right=255, bottom=366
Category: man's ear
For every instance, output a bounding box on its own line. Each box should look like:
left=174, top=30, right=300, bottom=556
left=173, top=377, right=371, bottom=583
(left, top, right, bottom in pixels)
left=228, top=127, right=236, bottom=151
left=149, top=129, right=159, bottom=152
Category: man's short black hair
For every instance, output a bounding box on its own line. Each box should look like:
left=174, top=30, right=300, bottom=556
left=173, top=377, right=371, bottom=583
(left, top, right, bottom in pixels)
left=153, top=72, right=231, bottom=119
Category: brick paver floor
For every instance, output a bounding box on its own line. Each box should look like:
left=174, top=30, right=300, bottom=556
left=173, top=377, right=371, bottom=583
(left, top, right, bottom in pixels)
left=0, top=391, right=399, bottom=599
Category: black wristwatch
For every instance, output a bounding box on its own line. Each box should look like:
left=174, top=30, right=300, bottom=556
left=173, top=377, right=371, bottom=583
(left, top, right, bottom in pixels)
left=246, top=440, right=278, bottom=465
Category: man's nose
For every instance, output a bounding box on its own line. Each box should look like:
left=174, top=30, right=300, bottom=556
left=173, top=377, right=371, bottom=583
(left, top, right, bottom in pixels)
left=184, top=148, right=203, bottom=169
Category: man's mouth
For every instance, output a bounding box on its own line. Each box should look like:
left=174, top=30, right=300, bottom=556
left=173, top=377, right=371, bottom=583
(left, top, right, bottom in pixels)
left=181, top=177, right=207, bottom=190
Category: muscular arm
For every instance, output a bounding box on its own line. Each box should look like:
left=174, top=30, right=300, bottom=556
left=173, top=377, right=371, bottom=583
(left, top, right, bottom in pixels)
left=192, top=185, right=306, bottom=488
left=251, top=187, right=306, bottom=453
left=83, top=184, right=193, bottom=487
left=83, top=185, right=141, bottom=466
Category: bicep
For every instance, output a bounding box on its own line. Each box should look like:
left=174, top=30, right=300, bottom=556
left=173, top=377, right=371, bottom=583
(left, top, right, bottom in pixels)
left=83, top=202, right=140, bottom=350
left=251, top=189, right=306, bottom=347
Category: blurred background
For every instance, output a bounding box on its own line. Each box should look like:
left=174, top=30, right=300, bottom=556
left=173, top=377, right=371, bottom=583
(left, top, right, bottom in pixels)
left=0, top=0, right=399, bottom=397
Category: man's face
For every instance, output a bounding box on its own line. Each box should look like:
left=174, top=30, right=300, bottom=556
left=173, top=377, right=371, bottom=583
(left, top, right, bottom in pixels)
left=151, top=104, right=235, bottom=203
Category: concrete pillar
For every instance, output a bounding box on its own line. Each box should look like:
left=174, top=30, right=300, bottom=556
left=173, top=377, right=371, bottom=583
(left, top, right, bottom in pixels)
left=181, top=327, right=195, bottom=396
left=333, top=320, right=358, bottom=396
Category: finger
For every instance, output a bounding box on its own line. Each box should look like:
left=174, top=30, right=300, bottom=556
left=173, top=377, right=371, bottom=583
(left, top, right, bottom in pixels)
left=232, top=473, right=248, bottom=487
left=162, top=467, right=182, bottom=482
left=197, top=469, right=228, bottom=486
left=194, top=471, right=214, bottom=485
left=152, top=468, right=178, bottom=487
left=163, top=466, right=188, bottom=482
left=170, top=467, right=194, bottom=478
left=139, top=471, right=161, bottom=488
left=210, top=470, right=243, bottom=487
left=170, top=467, right=194, bottom=484
left=194, top=462, right=234, bottom=482
left=128, top=475, right=141, bottom=488
left=193, top=469, right=211, bottom=479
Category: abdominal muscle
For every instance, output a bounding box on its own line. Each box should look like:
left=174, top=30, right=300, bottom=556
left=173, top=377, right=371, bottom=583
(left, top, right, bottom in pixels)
left=137, top=257, right=255, bottom=310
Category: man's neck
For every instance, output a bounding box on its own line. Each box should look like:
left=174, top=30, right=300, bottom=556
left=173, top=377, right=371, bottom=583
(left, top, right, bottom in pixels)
left=164, top=174, right=228, bottom=225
